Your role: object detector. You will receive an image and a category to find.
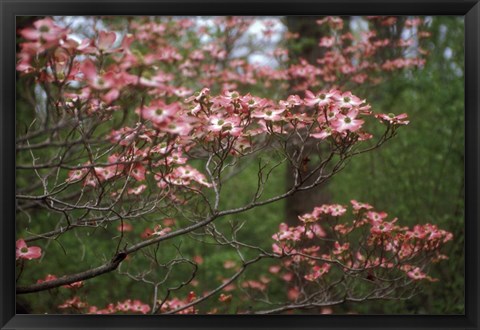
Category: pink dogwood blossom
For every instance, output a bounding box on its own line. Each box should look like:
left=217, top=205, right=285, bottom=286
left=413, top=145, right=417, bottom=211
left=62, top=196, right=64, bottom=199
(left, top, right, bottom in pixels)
left=16, top=239, right=42, bottom=260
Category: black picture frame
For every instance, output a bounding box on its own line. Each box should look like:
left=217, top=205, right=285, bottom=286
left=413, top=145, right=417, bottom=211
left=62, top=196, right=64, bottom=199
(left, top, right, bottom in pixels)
left=1, top=0, right=478, bottom=329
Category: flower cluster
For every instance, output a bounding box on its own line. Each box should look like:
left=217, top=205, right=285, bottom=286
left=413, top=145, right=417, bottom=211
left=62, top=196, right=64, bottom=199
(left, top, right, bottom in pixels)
left=308, top=16, right=429, bottom=89
left=36, top=274, right=84, bottom=289
left=158, top=292, right=197, bottom=314
left=56, top=83, right=408, bottom=203
left=271, top=201, right=453, bottom=298
left=58, top=297, right=151, bottom=314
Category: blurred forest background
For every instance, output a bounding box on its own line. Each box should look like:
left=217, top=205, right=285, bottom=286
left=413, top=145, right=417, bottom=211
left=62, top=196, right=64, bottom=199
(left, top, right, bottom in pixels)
left=16, top=16, right=464, bottom=314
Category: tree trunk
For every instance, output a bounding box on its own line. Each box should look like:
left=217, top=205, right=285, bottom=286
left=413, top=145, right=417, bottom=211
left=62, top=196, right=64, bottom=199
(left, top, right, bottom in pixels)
left=283, top=17, right=350, bottom=225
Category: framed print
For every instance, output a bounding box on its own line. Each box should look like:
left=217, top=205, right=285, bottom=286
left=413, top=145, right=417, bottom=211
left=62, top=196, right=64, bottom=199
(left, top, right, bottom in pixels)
left=1, top=0, right=479, bottom=329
